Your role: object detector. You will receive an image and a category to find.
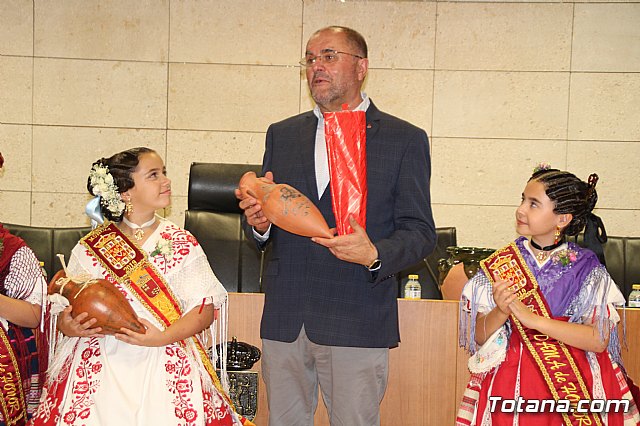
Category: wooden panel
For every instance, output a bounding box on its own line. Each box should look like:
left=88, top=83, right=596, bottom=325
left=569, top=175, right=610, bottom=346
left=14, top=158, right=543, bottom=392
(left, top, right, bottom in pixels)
left=382, top=299, right=459, bottom=425
left=226, top=294, right=640, bottom=426
left=620, top=308, right=640, bottom=380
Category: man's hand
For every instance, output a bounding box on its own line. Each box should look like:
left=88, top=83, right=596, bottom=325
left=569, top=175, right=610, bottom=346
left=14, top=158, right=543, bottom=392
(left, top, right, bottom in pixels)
left=235, top=171, right=274, bottom=234
left=312, top=216, right=378, bottom=266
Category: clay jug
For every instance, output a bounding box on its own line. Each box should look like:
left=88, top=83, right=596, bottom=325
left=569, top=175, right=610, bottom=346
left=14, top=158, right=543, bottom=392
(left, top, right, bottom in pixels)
left=438, top=246, right=496, bottom=284
left=49, top=270, right=146, bottom=335
left=239, top=171, right=333, bottom=239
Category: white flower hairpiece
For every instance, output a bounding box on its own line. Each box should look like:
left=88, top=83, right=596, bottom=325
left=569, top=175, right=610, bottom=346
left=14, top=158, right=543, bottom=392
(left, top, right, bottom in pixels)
left=89, top=163, right=125, bottom=217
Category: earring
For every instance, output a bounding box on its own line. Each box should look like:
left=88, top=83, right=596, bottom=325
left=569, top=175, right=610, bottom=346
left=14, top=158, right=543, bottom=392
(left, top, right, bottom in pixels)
left=554, top=226, right=561, bottom=244
left=125, top=201, right=133, bottom=215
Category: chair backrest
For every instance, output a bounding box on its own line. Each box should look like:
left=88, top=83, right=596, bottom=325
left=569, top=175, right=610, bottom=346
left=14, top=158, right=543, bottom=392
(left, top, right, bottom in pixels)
left=185, top=162, right=265, bottom=292
left=571, top=234, right=640, bottom=301
left=3, top=223, right=91, bottom=280
left=397, top=226, right=457, bottom=299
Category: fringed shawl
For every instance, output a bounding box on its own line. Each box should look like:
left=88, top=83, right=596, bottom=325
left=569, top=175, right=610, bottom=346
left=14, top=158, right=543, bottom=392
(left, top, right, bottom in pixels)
left=460, top=236, right=626, bottom=368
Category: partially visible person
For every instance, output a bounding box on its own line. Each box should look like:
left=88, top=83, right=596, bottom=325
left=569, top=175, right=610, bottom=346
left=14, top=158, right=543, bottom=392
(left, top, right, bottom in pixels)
left=237, top=26, right=435, bottom=426
left=32, top=147, right=253, bottom=425
left=0, top=223, right=47, bottom=425
left=457, top=165, right=640, bottom=425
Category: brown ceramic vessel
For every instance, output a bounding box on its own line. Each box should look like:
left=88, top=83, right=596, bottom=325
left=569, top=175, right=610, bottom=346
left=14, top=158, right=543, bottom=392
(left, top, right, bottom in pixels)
left=49, top=270, right=146, bottom=334
left=239, top=171, right=333, bottom=239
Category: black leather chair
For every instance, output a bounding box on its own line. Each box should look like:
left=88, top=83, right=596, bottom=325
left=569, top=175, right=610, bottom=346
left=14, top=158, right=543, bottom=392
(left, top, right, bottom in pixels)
left=571, top=234, right=640, bottom=301
left=3, top=223, right=91, bottom=280
left=185, top=163, right=267, bottom=293
left=397, top=227, right=457, bottom=299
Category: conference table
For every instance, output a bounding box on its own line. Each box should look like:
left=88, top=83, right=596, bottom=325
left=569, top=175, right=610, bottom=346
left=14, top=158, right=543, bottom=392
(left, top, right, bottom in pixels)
left=227, top=293, right=640, bottom=425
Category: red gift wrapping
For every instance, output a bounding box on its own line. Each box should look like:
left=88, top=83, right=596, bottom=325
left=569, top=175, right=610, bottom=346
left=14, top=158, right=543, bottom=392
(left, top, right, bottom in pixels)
left=323, top=107, right=367, bottom=235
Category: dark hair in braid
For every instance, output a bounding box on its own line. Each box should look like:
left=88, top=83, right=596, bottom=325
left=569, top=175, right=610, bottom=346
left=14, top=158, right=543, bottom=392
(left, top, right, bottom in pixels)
left=530, top=168, right=607, bottom=264
left=87, top=147, right=155, bottom=222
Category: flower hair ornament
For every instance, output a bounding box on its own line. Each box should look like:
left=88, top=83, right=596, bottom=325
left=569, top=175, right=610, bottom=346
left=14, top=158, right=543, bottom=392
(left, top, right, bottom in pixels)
left=86, top=162, right=125, bottom=227
left=533, top=162, right=552, bottom=173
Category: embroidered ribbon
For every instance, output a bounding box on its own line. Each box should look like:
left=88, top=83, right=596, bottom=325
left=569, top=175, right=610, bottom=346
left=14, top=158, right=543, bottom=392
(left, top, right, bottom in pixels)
left=481, top=242, right=602, bottom=426
left=0, top=325, right=27, bottom=426
left=80, top=222, right=235, bottom=409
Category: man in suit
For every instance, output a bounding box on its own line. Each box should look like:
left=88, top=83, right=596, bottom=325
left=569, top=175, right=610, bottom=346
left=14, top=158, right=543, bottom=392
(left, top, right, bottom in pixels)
left=237, top=26, right=435, bottom=426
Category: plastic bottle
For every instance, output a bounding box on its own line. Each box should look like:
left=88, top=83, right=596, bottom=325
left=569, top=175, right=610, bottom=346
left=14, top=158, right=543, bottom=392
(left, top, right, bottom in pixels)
left=629, top=284, right=640, bottom=308
left=404, top=274, right=422, bottom=300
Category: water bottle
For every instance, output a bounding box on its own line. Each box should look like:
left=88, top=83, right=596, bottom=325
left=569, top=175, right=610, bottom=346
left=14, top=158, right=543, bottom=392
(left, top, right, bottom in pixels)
left=629, top=284, right=640, bottom=308
left=404, top=274, right=422, bottom=300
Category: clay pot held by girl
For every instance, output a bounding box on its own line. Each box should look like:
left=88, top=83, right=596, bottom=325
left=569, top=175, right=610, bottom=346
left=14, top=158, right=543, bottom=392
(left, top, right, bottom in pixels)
left=49, top=270, right=146, bottom=335
left=239, top=171, right=333, bottom=239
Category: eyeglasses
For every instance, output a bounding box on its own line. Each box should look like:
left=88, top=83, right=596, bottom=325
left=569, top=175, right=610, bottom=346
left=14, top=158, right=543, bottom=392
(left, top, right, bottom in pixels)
left=299, top=49, right=364, bottom=67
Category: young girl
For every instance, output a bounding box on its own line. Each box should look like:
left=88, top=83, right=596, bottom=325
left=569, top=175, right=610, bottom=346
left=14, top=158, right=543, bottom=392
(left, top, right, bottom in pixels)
left=457, top=165, right=640, bottom=425
left=0, top=224, right=47, bottom=425
left=32, top=147, right=253, bottom=425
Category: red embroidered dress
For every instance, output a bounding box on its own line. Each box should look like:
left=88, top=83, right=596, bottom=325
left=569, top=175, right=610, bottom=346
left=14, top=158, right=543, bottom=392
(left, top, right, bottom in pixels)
left=32, top=219, right=249, bottom=426
left=457, top=237, right=640, bottom=426
left=0, top=225, right=47, bottom=425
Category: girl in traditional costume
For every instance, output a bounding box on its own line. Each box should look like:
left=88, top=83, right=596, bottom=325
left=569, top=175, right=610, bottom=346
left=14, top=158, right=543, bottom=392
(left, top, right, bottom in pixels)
left=457, top=165, right=640, bottom=425
left=32, top=147, right=253, bottom=426
left=0, top=225, right=47, bottom=425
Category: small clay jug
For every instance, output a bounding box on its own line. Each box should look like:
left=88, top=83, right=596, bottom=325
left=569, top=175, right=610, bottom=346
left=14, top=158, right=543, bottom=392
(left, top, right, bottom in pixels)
left=438, top=246, right=496, bottom=285
left=239, top=171, right=333, bottom=239
left=49, top=270, right=146, bottom=335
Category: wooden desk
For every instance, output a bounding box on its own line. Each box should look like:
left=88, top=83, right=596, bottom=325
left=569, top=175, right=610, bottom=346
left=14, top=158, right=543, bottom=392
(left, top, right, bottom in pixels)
left=226, top=294, right=640, bottom=425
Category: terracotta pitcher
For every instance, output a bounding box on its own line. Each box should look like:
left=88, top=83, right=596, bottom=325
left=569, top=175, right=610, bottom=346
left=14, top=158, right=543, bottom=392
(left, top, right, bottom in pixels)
left=49, top=270, right=146, bottom=335
left=238, top=172, right=333, bottom=239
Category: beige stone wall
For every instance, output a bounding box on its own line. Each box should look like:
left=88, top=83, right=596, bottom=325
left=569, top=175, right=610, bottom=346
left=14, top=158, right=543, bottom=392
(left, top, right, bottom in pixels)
left=1, top=0, right=639, bottom=248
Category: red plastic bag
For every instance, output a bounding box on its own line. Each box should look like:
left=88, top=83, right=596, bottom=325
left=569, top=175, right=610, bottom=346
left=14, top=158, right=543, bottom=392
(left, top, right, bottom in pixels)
left=323, top=106, right=367, bottom=235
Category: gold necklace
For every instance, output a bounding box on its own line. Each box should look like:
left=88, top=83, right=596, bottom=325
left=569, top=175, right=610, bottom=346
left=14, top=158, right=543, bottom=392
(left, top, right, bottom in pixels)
left=536, top=250, right=549, bottom=262
left=530, top=239, right=562, bottom=262
left=122, top=216, right=156, bottom=241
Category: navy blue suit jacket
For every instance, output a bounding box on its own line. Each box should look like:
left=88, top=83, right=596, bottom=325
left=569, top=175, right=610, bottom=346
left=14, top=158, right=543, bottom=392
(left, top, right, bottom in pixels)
left=250, top=101, right=436, bottom=348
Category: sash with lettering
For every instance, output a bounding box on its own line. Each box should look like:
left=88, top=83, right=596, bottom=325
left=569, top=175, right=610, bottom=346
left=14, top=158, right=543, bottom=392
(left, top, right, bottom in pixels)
left=80, top=222, right=234, bottom=409
left=0, top=326, right=27, bottom=425
left=481, top=242, right=602, bottom=426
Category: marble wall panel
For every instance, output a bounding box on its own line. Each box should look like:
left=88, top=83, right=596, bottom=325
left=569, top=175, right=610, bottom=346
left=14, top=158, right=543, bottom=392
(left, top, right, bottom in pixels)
left=167, top=130, right=265, bottom=197
left=433, top=71, right=570, bottom=139
left=32, top=126, right=167, bottom=193
left=303, top=0, right=436, bottom=70
left=432, top=204, right=517, bottom=249
left=0, top=124, right=32, bottom=191
left=0, top=0, right=32, bottom=56
left=568, top=73, right=640, bottom=142
left=363, top=69, right=433, bottom=133
left=170, top=0, right=302, bottom=65
left=168, top=63, right=300, bottom=132
left=33, top=58, right=168, bottom=128
left=0, top=56, right=33, bottom=124
left=567, top=140, right=640, bottom=210
left=431, top=138, right=567, bottom=205
left=34, top=0, right=169, bottom=61
left=436, top=3, right=572, bottom=71
left=31, top=192, right=93, bottom=227
left=165, top=196, right=186, bottom=228
left=596, top=209, right=640, bottom=239
left=572, top=4, right=640, bottom=72
left=0, top=191, right=31, bottom=225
